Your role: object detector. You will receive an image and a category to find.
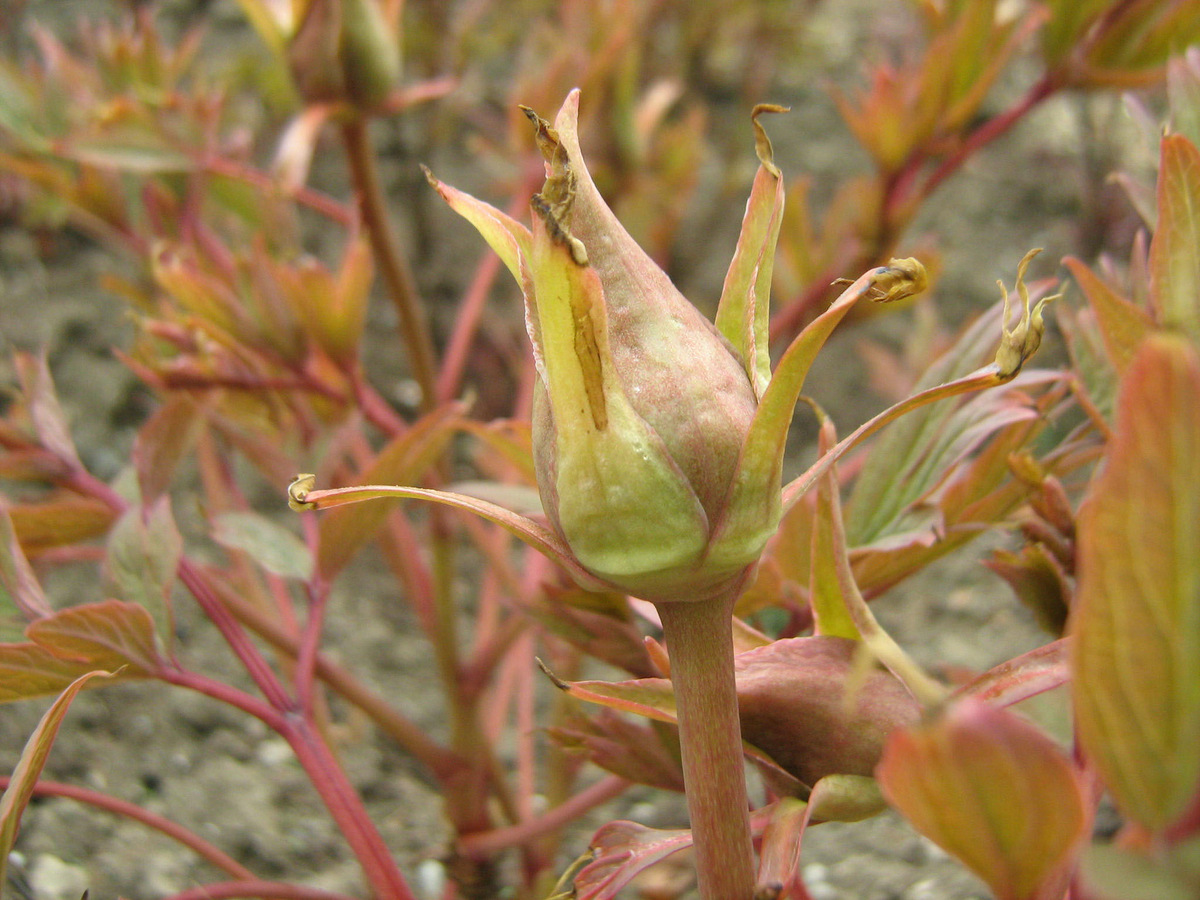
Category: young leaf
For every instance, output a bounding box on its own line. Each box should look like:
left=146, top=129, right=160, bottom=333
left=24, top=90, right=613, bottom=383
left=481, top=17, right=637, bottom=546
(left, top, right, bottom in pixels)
left=212, top=511, right=313, bottom=582
left=1064, top=257, right=1152, bottom=374
left=7, top=496, right=116, bottom=555
left=0, top=504, right=52, bottom=621
left=0, top=642, right=136, bottom=703
left=102, top=498, right=182, bottom=645
left=26, top=600, right=162, bottom=673
left=1149, top=134, right=1200, bottom=340
left=15, top=353, right=81, bottom=470
left=133, top=394, right=205, bottom=501
left=574, top=820, right=694, bottom=900
left=1071, top=333, right=1200, bottom=833
left=877, top=698, right=1090, bottom=900
left=0, top=669, right=117, bottom=887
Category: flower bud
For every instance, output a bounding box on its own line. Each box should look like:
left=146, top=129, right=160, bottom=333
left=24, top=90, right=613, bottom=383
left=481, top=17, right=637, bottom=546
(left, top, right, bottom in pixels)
left=287, top=0, right=401, bottom=111
left=428, top=90, right=793, bottom=601
left=735, top=636, right=922, bottom=790
left=522, top=95, right=763, bottom=600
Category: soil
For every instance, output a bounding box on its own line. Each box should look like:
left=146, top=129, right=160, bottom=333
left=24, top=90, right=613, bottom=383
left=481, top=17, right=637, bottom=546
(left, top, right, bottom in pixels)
left=0, top=1, right=1143, bottom=898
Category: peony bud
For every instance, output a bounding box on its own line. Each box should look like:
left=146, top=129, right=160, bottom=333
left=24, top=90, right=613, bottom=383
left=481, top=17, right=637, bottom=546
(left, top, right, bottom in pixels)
left=736, top=636, right=922, bottom=790
left=428, top=90, right=788, bottom=602
left=520, top=96, right=764, bottom=600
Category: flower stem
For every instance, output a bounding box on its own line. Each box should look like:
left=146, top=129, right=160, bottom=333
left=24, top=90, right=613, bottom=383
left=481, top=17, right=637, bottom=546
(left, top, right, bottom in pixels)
left=340, top=117, right=438, bottom=413
left=656, top=592, right=755, bottom=900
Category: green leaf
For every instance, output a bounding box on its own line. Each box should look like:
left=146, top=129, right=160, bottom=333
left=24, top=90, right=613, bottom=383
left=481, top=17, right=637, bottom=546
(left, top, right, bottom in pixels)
left=1064, top=257, right=1153, bottom=374
left=715, top=105, right=786, bottom=398
left=809, top=416, right=860, bottom=640
left=1080, top=842, right=1200, bottom=900
left=102, top=499, right=181, bottom=646
left=213, top=511, right=312, bottom=581
left=1150, top=134, right=1200, bottom=340
left=26, top=599, right=161, bottom=673
left=0, top=669, right=117, bottom=887
left=878, top=698, right=1089, bottom=900
left=1071, top=333, right=1200, bottom=832
left=844, top=302, right=1006, bottom=545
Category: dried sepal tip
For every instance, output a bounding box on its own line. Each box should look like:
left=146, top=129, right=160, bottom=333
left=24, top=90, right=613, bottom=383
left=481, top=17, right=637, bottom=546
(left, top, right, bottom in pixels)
left=995, top=248, right=1060, bottom=378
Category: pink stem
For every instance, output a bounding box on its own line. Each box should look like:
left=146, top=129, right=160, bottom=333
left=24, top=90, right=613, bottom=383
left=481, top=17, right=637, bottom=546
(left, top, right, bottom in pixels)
left=0, top=776, right=256, bottom=882
left=165, top=880, right=360, bottom=900
left=456, top=775, right=632, bottom=857
left=656, top=591, right=756, bottom=900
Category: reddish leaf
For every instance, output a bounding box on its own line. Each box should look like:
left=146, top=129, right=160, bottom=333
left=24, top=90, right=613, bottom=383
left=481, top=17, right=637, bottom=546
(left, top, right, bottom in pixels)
left=0, top=642, right=135, bottom=703
left=1071, top=334, right=1200, bottom=832
left=0, top=504, right=52, bottom=621
left=548, top=712, right=684, bottom=792
left=7, top=496, right=116, bottom=554
left=877, top=698, right=1090, bottom=900
left=954, top=639, right=1070, bottom=708
left=1149, top=134, right=1200, bottom=340
left=26, top=600, right=161, bottom=673
left=1064, top=257, right=1152, bottom=373
left=0, top=669, right=116, bottom=887
left=575, top=820, right=694, bottom=900
left=756, top=797, right=812, bottom=900
left=14, top=353, right=81, bottom=469
left=985, top=542, right=1072, bottom=635
left=133, top=394, right=205, bottom=501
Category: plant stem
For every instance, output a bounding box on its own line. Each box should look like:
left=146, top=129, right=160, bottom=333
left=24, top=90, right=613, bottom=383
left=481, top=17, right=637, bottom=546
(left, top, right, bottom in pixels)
left=340, top=117, right=438, bottom=413
left=656, top=592, right=755, bottom=900
left=0, top=776, right=257, bottom=882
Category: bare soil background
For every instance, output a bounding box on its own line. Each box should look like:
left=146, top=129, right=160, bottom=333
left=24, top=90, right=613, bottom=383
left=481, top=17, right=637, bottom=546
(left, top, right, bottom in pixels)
left=0, top=0, right=1146, bottom=897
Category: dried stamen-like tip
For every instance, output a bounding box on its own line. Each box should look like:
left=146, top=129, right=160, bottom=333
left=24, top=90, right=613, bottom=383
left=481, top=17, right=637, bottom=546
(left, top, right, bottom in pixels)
left=531, top=193, right=588, bottom=266
left=751, top=103, right=790, bottom=177
left=288, top=473, right=317, bottom=511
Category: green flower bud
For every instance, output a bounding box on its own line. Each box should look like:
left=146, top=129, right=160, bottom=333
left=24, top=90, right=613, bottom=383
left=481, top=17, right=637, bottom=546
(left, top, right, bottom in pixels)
left=287, top=0, right=401, bottom=111
left=428, top=90, right=796, bottom=602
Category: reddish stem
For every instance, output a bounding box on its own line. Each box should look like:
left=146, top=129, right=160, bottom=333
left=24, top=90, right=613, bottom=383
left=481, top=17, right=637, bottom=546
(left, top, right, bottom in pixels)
left=165, top=881, right=360, bottom=900
left=456, top=775, right=632, bottom=857
left=0, top=775, right=256, bottom=882
left=656, top=591, right=756, bottom=900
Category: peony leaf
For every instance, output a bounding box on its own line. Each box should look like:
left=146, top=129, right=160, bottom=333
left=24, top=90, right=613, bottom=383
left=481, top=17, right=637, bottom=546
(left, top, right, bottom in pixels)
left=26, top=599, right=161, bottom=673
left=0, top=642, right=138, bottom=703
left=294, top=477, right=610, bottom=592
left=7, top=495, right=117, bottom=555
left=0, top=669, right=117, bottom=887
left=0, top=504, right=51, bottom=622
left=1064, top=257, right=1152, bottom=374
left=133, top=393, right=206, bottom=501
left=102, top=498, right=181, bottom=646
left=574, top=820, right=694, bottom=900
left=953, top=639, right=1070, bottom=708
left=878, top=698, right=1089, bottom=900
left=715, top=104, right=787, bottom=398
left=1149, top=134, right=1200, bottom=340
left=1071, top=333, right=1200, bottom=832
left=423, top=166, right=530, bottom=283
left=213, top=511, right=312, bottom=582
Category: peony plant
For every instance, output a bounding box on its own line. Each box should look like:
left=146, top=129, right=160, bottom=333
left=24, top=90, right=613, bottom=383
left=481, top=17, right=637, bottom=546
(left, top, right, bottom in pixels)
left=289, top=88, right=1051, bottom=900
